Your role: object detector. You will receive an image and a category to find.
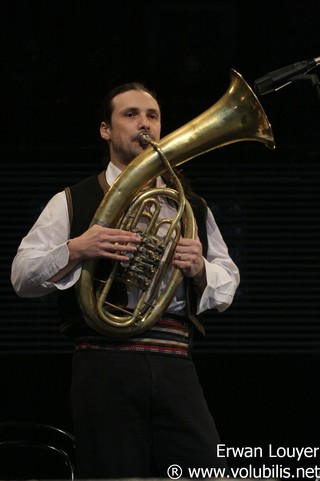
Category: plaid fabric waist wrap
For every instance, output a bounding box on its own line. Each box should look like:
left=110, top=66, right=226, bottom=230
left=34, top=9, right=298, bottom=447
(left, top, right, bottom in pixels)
left=74, top=315, right=192, bottom=358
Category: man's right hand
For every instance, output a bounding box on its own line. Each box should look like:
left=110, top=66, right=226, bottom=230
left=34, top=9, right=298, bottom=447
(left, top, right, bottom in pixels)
left=48, top=225, right=140, bottom=284
left=68, top=225, right=141, bottom=262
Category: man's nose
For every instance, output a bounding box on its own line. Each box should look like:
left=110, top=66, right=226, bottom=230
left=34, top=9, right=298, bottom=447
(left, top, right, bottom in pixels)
left=138, top=114, right=151, bottom=131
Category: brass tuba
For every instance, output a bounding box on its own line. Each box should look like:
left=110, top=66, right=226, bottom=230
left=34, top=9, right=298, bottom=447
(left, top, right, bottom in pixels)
left=77, top=69, right=275, bottom=337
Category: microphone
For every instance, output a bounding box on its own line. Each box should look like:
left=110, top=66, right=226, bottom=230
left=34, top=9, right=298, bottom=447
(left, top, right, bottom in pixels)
left=254, top=56, right=320, bottom=96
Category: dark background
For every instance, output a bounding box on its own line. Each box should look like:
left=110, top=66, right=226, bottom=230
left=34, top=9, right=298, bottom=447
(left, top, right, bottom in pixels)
left=1, top=0, right=320, bottom=476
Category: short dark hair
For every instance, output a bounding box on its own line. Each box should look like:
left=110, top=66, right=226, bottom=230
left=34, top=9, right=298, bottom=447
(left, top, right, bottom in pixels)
left=101, top=82, right=159, bottom=125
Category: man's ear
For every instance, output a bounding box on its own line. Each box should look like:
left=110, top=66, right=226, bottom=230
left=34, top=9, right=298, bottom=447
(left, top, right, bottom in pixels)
left=100, top=121, right=111, bottom=141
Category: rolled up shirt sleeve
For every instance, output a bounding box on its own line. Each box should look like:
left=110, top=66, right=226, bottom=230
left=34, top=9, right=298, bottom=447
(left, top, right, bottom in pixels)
left=197, top=208, right=240, bottom=314
left=11, top=192, right=81, bottom=298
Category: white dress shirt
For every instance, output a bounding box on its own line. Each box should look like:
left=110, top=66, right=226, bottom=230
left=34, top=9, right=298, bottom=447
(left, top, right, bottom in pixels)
left=11, top=163, right=240, bottom=315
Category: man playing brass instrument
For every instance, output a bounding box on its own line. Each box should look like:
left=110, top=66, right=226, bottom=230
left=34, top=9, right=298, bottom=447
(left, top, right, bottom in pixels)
left=11, top=82, right=240, bottom=478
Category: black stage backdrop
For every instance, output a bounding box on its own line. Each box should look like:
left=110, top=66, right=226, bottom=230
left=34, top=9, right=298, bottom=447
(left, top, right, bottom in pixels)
left=1, top=0, right=320, bottom=477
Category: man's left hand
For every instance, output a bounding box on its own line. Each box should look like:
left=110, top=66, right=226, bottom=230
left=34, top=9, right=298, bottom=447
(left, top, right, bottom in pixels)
left=172, top=237, right=205, bottom=278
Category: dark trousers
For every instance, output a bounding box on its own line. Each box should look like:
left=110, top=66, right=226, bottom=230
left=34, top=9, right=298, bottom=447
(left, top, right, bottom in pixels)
left=71, top=350, right=228, bottom=478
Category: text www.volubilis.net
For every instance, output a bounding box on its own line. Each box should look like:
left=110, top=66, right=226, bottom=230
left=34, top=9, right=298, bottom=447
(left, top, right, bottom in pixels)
left=167, top=464, right=320, bottom=479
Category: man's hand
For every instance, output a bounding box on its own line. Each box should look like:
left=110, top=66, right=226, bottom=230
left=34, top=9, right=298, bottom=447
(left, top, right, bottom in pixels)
left=48, top=225, right=140, bottom=283
left=172, top=236, right=207, bottom=294
left=68, top=225, right=141, bottom=262
left=172, top=236, right=204, bottom=278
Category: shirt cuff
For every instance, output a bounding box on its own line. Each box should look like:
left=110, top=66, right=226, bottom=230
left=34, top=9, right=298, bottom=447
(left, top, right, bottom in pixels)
left=196, top=259, right=236, bottom=314
left=44, top=243, right=81, bottom=290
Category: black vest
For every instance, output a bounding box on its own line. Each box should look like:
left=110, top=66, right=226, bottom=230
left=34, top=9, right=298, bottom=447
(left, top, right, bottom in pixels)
left=58, top=171, right=208, bottom=337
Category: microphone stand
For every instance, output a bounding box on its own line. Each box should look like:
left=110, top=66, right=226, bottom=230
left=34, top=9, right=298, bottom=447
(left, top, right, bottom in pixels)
left=275, top=73, right=320, bottom=105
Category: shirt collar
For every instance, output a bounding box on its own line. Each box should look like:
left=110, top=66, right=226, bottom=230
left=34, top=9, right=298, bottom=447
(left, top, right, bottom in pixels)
left=105, top=161, right=166, bottom=188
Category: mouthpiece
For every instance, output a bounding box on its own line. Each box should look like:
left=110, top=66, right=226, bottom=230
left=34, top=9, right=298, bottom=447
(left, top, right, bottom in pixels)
left=138, top=131, right=152, bottom=147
